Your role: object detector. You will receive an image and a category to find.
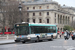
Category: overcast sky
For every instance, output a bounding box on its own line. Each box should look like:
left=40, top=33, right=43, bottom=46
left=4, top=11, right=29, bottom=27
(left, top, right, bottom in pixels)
left=53, top=0, right=75, bottom=7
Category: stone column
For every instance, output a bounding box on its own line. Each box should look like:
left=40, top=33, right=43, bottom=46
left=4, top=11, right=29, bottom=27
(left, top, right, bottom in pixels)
left=56, top=14, right=58, bottom=24
left=64, top=16, right=65, bottom=24
left=69, top=16, right=72, bottom=26
left=65, top=16, right=67, bottom=24
left=60, top=15, right=62, bottom=24
left=72, top=16, right=73, bottom=26
left=50, top=12, right=55, bottom=24
left=29, top=18, right=33, bottom=23
left=63, top=16, right=64, bottom=24
left=67, top=16, right=68, bottom=24
left=58, top=15, right=59, bottom=24
left=62, top=15, right=63, bottom=24
left=59, top=15, right=60, bottom=24
left=68, top=17, right=70, bottom=25
left=36, top=17, right=39, bottom=23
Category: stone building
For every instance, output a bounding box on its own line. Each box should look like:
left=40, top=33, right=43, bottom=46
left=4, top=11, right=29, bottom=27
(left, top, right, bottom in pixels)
left=22, top=0, right=75, bottom=31
left=0, top=13, right=3, bottom=32
left=0, top=0, right=75, bottom=32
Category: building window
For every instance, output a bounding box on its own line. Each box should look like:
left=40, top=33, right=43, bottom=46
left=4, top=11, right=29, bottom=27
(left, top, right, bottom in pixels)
left=47, top=19, right=49, bottom=23
left=33, top=7, right=35, bottom=9
left=33, top=19, right=35, bottom=23
left=39, top=12, right=41, bottom=16
left=39, top=6, right=41, bottom=9
left=47, top=12, right=49, bottom=15
left=47, top=6, right=49, bottom=9
left=27, top=7, right=29, bottom=10
left=33, top=13, right=35, bottom=16
left=39, top=19, right=42, bottom=23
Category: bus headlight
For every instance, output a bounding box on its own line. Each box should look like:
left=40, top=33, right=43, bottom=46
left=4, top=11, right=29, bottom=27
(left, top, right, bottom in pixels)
left=14, top=36, right=17, bottom=40
left=27, top=37, right=31, bottom=39
left=53, top=34, right=56, bottom=36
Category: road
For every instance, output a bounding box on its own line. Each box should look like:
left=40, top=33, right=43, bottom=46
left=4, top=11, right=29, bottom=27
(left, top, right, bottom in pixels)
left=0, top=38, right=75, bottom=50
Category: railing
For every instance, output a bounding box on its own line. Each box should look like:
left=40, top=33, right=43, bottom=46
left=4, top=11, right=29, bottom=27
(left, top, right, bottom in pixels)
left=0, top=32, right=15, bottom=35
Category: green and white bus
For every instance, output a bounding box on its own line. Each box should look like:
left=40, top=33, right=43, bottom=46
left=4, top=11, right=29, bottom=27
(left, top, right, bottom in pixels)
left=14, top=22, right=57, bottom=43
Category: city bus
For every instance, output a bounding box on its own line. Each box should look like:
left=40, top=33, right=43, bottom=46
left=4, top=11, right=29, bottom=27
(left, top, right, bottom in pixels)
left=14, top=22, right=57, bottom=43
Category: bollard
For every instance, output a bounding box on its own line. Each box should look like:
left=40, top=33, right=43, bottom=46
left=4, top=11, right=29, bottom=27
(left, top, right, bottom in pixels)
left=7, top=33, right=9, bottom=39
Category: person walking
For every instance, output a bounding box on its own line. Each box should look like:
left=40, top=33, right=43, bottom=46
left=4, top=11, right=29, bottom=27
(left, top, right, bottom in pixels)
left=60, top=31, right=62, bottom=38
left=66, top=30, right=69, bottom=39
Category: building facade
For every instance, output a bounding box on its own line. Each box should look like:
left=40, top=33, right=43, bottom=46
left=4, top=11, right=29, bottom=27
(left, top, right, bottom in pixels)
left=0, top=0, right=75, bottom=32
left=23, top=0, right=75, bottom=31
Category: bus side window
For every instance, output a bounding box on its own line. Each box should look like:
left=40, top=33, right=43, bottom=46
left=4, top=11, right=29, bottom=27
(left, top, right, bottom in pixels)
left=53, top=27, right=56, bottom=33
left=31, top=26, right=34, bottom=34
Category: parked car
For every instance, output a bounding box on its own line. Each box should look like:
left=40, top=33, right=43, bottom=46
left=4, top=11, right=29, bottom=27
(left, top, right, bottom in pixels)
left=71, top=32, right=75, bottom=40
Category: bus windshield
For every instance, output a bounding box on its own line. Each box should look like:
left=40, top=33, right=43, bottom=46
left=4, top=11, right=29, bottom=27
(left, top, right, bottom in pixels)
left=15, top=26, right=29, bottom=35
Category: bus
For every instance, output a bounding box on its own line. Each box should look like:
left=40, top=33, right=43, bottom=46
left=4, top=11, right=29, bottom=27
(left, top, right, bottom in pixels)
left=14, top=22, right=57, bottom=43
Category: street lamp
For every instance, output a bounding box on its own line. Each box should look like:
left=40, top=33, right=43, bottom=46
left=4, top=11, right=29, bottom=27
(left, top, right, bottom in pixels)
left=18, top=3, right=22, bottom=22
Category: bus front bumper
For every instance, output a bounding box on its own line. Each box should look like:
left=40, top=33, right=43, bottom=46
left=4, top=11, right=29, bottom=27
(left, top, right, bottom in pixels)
left=15, top=38, right=31, bottom=42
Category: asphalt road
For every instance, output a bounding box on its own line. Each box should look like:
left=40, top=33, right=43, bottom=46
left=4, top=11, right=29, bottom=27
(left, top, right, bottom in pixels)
left=0, top=38, right=75, bottom=50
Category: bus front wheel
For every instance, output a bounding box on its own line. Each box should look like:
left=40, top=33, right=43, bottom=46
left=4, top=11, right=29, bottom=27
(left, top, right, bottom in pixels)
left=50, top=36, right=53, bottom=41
left=22, top=41, right=26, bottom=43
left=36, top=36, right=40, bottom=42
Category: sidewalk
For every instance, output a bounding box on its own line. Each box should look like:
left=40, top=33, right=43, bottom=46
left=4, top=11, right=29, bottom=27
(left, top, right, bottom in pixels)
left=0, top=39, right=15, bottom=45
left=0, top=34, right=64, bottom=44
left=0, top=34, right=15, bottom=45
left=57, top=34, right=64, bottom=39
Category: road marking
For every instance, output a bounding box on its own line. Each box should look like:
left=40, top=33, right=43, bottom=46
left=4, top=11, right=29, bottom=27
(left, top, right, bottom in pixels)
left=67, top=48, right=75, bottom=50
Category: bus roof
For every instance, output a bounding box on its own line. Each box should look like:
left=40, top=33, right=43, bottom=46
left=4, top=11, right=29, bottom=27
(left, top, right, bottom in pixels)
left=15, top=22, right=57, bottom=26
left=29, top=23, right=56, bottom=26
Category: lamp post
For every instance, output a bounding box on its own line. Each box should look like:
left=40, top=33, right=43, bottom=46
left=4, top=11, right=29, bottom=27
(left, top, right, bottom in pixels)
left=18, top=2, right=22, bottom=22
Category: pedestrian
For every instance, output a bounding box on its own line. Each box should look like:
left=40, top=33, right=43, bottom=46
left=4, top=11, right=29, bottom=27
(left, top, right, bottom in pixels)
left=60, top=32, right=62, bottom=38
left=66, top=30, right=69, bottom=38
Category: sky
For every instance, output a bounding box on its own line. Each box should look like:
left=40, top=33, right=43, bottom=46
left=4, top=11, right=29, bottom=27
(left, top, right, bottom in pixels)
left=53, top=0, right=75, bottom=7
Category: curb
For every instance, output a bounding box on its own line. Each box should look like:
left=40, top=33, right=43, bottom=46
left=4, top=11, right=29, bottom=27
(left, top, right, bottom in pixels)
left=0, top=40, right=15, bottom=45
left=0, top=42, right=15, bottom=45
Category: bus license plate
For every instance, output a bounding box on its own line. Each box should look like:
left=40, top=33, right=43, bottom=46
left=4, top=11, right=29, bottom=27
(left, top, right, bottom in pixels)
left=21, top=40, right=24, bottom=41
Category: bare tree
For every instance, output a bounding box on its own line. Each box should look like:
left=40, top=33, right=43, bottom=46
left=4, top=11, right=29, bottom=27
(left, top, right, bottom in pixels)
left=0, top=1, right=28, bottom=33
left=0, top=0, right=6, bottom=34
